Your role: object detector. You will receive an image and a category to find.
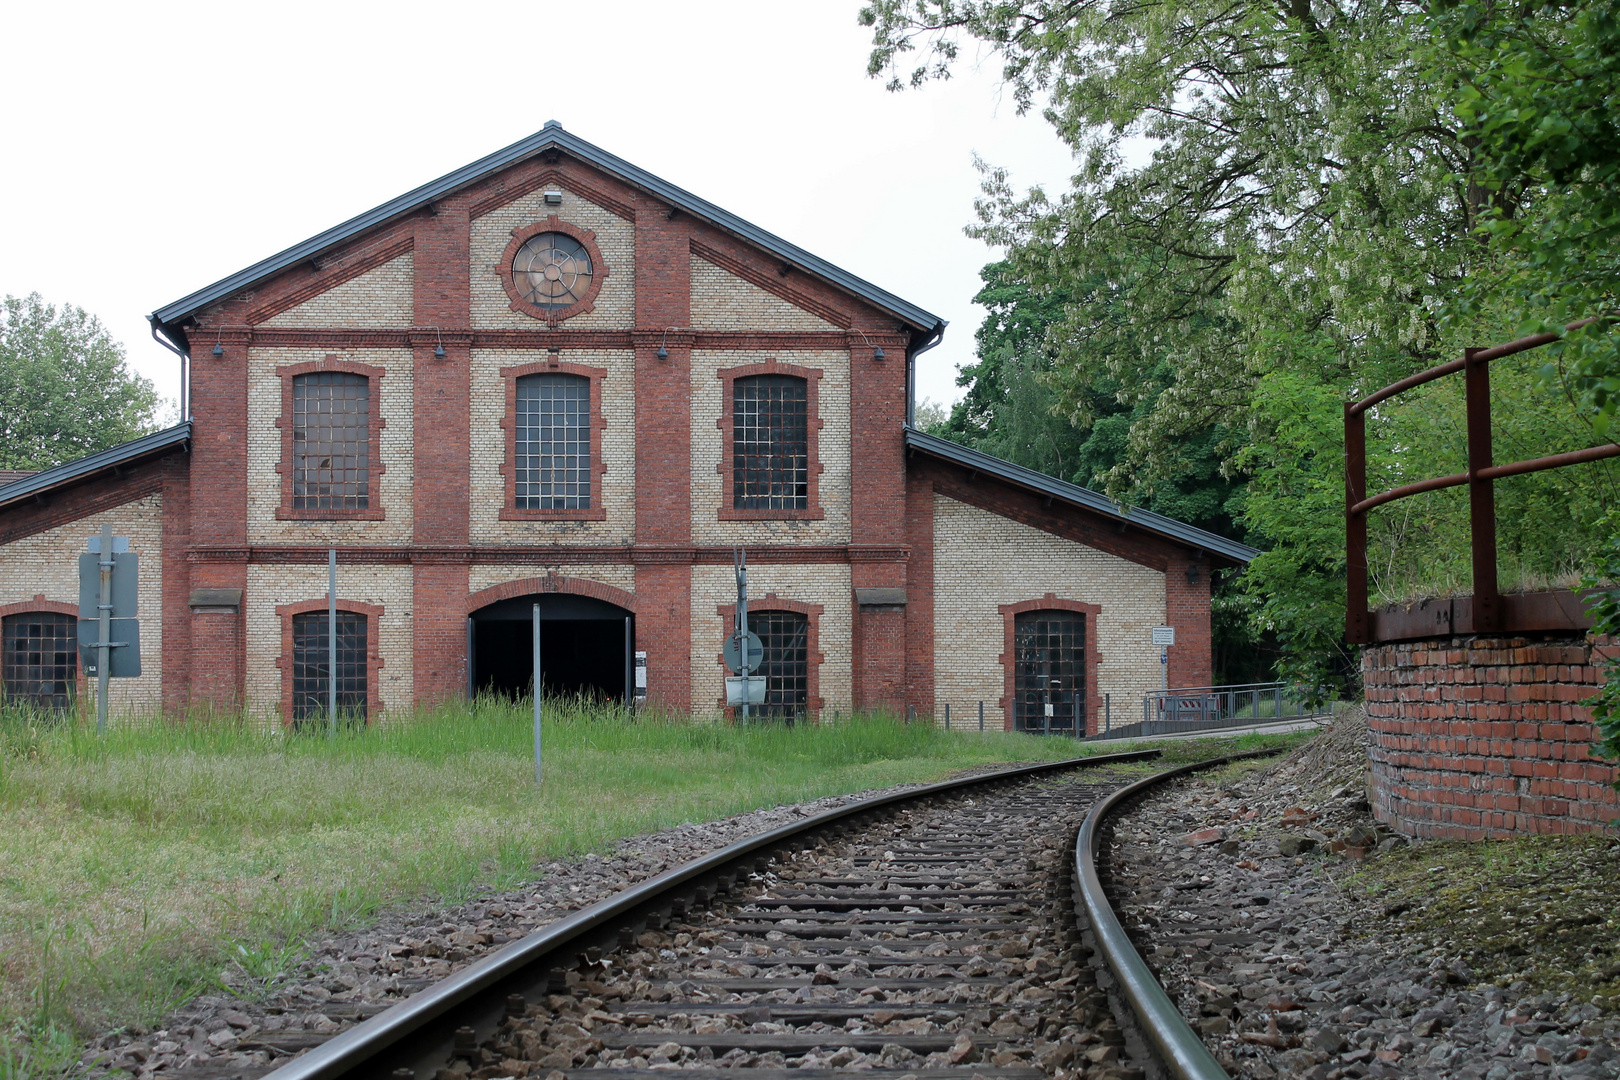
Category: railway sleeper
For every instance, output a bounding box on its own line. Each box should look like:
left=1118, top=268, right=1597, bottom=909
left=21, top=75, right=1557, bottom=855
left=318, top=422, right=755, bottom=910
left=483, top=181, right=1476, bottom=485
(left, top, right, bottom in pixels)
left=425, top=776, right=1143, bottom=1080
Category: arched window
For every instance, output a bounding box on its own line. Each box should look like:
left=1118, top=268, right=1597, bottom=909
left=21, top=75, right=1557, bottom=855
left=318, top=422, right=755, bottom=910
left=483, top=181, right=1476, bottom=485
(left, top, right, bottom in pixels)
left=291, top=610, right=368, bottom=726
left=515, top=373, right=591, bottom=510
left=2, top=611, right=77, bottom=712
left=733, top=374, right=808, bottom=510
left=751, top=610, right=809, bottom=719
left=1013, top=609, right=1086, bottom=733
left=292, top=371, right=370, bottom=510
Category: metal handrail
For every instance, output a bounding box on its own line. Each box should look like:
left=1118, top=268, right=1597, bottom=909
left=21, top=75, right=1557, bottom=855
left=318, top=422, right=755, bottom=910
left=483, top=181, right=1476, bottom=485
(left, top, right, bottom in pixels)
left=1344, top=316, right=1616, bottom=643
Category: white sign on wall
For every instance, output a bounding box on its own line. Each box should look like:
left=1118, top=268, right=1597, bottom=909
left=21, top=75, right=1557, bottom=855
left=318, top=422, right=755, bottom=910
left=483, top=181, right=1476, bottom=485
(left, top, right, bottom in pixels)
left=1151, top=625, right=1176, bottom=646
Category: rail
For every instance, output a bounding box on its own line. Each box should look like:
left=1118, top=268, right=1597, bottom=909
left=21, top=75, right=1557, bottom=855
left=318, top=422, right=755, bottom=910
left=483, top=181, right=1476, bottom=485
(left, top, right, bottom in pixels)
left=1075, top=749, right=1284, bottom=1080
left=1345, top=317, right=1617, bottom=643
left=266, top=749, right=1162, bottom=1079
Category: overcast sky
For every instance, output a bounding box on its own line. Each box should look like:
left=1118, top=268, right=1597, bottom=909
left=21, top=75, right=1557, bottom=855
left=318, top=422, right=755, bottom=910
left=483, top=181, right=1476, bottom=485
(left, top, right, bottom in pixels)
left=0, top=0, right=1075, bottom=418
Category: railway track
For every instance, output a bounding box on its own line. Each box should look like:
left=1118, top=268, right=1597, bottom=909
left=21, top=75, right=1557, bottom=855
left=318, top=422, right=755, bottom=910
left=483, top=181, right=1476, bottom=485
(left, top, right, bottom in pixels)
left=254, top=750, right=1263, bottom=1080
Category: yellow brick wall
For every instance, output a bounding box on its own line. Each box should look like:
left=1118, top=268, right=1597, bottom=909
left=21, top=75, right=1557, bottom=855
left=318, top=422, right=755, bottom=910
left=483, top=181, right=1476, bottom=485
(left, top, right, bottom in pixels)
left=244, top=564, right=413, bottom=719
left=470, top=190, right=633, bottom=330
left=0, top=494, right=164, bottom=714
left=468, top=348, right=635, bottom=545
left=689, top=349, right=851, bottom=545
left=931, top=494, right=1166, bottom=728
left=689, top=256, right=841, bottom=331
left=258, top=252, right=415, bottom=328
left=246, top=347, right=414, bottom=544
left=469, top=564, right=635, bottom=598
left=689, top=563, right=852, bottom=718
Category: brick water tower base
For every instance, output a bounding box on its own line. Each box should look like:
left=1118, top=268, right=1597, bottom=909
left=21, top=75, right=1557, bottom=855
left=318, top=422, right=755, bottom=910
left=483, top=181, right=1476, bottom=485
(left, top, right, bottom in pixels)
left=1363, top=635, right=1619, bottom=838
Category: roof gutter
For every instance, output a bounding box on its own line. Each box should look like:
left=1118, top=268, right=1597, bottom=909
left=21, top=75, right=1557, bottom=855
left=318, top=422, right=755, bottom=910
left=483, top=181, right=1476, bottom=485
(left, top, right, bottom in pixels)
left=149, top=317, right=190, bottom=423
left=905, top=319, right=947, bottom=428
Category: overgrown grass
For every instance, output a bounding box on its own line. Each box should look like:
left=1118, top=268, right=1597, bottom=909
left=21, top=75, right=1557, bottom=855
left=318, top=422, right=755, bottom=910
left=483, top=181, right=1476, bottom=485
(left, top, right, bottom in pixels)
left=0, top=696, right=1232, bottom=1074
left=1347, top=833, right=1620, bottom=1008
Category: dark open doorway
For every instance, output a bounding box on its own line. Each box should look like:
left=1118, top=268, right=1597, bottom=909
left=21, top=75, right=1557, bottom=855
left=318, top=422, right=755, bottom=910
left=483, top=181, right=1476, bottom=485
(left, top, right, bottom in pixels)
left=468, top=593, right=633, bottom=704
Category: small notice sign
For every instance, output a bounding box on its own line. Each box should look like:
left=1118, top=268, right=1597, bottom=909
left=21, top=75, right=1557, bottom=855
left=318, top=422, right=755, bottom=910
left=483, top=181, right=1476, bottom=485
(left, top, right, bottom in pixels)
left=1151, top=625, right=1175, bottom=646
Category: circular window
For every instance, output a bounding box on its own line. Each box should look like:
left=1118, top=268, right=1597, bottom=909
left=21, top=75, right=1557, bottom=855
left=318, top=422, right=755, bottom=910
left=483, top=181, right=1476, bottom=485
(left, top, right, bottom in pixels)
left=512, top=232, right=594, bottom=310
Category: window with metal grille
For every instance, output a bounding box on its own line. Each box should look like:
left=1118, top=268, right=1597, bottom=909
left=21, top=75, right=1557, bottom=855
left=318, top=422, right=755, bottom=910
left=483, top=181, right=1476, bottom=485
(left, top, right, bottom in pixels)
left=1, top=612, right=77, bottom=712
left=733, top=375, right=808, bottom=510
left=1013, top=610, right=1085, bottom=733
left=293, top=372, right=370, bottom=509
left=291, top=611, right=367, bottom=725
left=515, top=374, right=591, bottom=509
left=750, top=610, right=809, bottom=719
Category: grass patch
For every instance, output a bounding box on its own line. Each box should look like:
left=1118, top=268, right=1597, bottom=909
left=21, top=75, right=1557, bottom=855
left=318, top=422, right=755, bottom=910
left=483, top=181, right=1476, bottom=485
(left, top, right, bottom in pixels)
left=1347, top=833, right=1620, bottom=1008
left=0, top=699, right=1304, bottom=1071
left=0, top=700, right=1074, bottom=1066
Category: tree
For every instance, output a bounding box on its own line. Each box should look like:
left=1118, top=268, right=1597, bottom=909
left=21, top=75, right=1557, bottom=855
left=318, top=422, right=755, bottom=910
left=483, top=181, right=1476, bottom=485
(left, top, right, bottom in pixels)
left=859, top=0, right=1618, bottom=694
left=1433, top=0, right=1620, bottom=429
left=0, top=294, right=163, bottom=471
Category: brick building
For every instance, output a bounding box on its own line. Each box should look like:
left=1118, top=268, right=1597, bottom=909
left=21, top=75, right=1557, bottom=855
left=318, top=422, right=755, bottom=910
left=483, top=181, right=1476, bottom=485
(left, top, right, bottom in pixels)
left=0, top=124, right=1254, bottom=731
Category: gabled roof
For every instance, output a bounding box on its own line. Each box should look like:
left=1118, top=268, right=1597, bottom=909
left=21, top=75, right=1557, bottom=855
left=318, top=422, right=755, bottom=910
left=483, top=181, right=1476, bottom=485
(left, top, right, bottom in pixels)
left=151, top=122, right=945, bottom=345
left=904, top=427, right=1259, bottom=566
left=0, top=423, right=192, bottom=511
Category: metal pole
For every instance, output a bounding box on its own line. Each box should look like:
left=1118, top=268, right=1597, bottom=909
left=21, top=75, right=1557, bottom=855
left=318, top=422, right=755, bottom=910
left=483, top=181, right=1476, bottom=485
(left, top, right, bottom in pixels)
left=978, top=700, right=984, bottom=732
left=1344, top=402, right=1370, bottom=643
left=96, top=523, right=112, bottom=734
left=623, top=615, right=633, bottom=712
left=944, top=703, right=950, bottom=730
left=1105, top=692, right=1111, bottom=734
left=328, top=550, right=337, bottom=738
left=1465, top=346, right=1501, bottom=632
left=541, top=599, right=547, bottom=786
left=736, top=548, right=749, bottom=724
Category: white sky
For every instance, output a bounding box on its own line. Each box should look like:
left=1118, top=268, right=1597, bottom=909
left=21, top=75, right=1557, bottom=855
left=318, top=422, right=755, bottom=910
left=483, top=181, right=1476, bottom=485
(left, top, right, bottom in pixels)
left=0, top=0, right=1075, bottom=418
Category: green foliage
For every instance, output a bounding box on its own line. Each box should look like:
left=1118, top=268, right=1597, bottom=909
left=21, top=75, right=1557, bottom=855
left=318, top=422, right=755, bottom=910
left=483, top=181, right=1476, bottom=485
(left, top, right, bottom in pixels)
left=861, top=0, right=1619, bottom=694
left=939, top=261, right=1245, bottom=539
left=0, top=293, right=164, bottom=471
left=1435, top=0, right=1620, bottom=433
left=1580, top=515, right=1620, bottom=763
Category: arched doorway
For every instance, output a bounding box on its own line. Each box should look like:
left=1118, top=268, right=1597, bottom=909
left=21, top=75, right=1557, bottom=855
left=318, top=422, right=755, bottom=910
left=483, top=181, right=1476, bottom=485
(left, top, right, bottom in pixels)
left=468, top=592, right=633, bottom=704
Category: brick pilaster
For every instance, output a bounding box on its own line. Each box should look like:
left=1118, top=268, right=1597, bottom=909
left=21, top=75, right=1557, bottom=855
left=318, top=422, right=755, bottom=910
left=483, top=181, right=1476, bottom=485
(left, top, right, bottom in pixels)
left=411, top=201, right=472, bottom=706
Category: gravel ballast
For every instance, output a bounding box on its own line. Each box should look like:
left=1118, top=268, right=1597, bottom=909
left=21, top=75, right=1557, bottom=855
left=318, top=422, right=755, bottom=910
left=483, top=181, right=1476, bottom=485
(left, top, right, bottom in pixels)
left=1099, top=712, right=1620, bottom=1080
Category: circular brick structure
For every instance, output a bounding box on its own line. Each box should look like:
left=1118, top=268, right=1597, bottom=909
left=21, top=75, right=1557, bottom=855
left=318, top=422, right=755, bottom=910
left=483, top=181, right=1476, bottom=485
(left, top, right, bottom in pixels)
left=1363, top=634, right=1619, bottom=838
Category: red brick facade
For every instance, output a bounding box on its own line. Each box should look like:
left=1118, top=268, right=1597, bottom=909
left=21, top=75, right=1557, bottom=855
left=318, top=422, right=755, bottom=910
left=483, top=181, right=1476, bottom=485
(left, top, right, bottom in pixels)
left=1364, top=634, right=1619, bottom=838
left=0, top=129, right=1223, bottom=724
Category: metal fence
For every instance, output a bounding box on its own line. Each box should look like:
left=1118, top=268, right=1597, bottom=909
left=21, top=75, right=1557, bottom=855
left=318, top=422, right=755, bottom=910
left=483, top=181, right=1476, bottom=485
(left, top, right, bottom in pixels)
left=1089, top=682, right=1313, bottom=741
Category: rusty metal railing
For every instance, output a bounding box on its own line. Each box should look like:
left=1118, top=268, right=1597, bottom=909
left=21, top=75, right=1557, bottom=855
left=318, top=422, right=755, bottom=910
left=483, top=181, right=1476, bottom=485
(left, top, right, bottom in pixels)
left=1345, top=317, right=1616, bottom=644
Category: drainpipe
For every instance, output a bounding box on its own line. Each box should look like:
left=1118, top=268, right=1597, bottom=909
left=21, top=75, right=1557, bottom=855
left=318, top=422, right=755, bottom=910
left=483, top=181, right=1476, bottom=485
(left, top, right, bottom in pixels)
left=149, top=317, right=190, bottom=423
left=905, top=320, right=946, bottom=428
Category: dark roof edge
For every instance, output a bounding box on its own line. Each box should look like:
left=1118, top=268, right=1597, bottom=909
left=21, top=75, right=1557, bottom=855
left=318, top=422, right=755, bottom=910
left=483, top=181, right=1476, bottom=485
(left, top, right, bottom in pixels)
left=0, top=423, right=192, bottom=510
left=903, top=427, right=1259, bottom=565
left=152, top=123, right=943, bottom=339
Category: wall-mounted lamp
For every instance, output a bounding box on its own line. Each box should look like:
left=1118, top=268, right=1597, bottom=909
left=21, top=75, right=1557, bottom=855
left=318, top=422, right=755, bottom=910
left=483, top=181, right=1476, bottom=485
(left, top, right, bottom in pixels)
left=656, top=326, right=688, bottom=361
left=851, top=329, right=885, bottom=361
left=1186, top=563, right=1200, bottom=585
left=211, top=331, right=224, bottom=359
left=431, top=326, right=446, bottom=359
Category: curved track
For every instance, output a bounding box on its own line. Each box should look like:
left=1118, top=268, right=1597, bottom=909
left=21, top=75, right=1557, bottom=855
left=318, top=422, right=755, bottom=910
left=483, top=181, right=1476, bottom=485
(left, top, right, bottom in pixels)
left=254, top=749, right=1266, bottom=1080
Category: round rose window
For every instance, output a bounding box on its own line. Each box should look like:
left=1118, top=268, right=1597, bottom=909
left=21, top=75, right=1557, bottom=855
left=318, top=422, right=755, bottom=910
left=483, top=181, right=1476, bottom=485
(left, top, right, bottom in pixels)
left=511, top=232, right=594, bottom=309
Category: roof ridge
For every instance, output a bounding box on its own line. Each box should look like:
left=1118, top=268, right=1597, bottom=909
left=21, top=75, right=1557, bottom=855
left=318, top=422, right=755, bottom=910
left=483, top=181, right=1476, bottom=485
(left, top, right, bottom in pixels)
left=152, top=123, right=943, bottom=342
left=903, top=426, right=1259, bottom=563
